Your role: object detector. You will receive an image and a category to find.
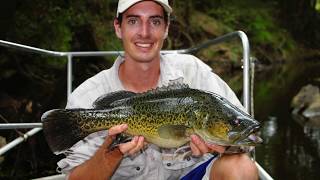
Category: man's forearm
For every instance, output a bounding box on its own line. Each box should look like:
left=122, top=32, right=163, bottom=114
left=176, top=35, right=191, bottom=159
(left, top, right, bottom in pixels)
left=68, top=147, right=123, bottom=180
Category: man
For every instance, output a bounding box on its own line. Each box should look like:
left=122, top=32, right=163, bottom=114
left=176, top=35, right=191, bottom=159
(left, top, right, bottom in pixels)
left=57, top=0, right=259, bottom=179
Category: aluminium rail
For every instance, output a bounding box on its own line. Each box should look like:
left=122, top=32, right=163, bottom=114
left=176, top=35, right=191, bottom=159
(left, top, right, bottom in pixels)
left=0, top=31, right=273, bottom=180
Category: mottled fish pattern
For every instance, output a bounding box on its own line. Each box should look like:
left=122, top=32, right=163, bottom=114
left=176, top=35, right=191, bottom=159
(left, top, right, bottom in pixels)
left=42, top=84, right=262, bottom=153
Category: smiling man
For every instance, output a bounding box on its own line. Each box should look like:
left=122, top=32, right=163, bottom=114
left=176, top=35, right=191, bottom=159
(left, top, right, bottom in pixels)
left=57, top=0, right=259, bottom=179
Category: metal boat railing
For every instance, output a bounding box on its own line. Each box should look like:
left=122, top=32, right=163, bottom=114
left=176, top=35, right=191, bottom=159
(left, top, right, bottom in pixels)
left=0, top=31, right=273, bottom=180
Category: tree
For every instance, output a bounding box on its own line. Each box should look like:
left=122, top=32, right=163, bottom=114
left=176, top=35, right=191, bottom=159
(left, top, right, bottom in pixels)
left=277, top=0, right=320, bottom=48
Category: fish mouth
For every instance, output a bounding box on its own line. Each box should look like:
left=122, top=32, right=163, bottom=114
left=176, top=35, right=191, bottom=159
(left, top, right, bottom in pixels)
left=229, top=124, right=261, bottom=145
left=235, top=124, right=262, bottom=145
left=245, top=124, right=260, bottom=136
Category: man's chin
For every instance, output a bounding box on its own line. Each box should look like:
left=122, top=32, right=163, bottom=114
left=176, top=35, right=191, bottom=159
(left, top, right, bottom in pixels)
left=132, top=54, right=159, bottom=63
left=135, top=58, right=156, bottom=63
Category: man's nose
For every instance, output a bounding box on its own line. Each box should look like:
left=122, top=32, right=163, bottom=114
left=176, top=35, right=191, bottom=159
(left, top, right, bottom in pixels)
left=139, top=22, right=151, bottom=38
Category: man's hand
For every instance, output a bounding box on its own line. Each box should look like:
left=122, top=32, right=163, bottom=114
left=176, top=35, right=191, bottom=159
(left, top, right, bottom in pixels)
left=109, top=124, right=146, bottom=156
left=69, top=124, right=145, bottom=180
left=190, top=134, right=225, bottom=156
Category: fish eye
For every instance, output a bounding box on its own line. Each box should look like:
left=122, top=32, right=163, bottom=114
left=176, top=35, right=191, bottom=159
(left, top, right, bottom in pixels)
left=234, top=119, right=240, bottom=126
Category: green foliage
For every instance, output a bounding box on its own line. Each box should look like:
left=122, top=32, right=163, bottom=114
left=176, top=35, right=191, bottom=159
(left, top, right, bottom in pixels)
left=12, top=1, right=72, bottom=51
left=1, top=0, right=301, bottom=71
left=205, top=0, right=297, bottom=61
left=1, top=0, right=122, bottom=80
left=0, top=0, right=307, bottom=84
left=249, top=14, right=274, bottom=44
left=6, top=1, right=72, bottom=69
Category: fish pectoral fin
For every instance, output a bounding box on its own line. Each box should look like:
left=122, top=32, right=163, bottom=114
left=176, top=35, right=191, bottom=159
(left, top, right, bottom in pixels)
left=158, top=125, right=189, bottom=140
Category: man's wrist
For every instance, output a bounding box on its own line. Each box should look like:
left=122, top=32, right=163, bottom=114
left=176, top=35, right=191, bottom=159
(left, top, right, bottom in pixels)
left=101, top=147, right=124, bottom=177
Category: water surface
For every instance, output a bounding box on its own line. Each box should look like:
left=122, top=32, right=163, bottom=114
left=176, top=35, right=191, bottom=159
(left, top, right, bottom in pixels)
left=253, top=60, right=320, bottom=180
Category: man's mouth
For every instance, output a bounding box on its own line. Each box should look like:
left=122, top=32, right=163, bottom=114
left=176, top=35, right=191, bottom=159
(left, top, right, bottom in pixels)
left=135, top=43, right=153, bottom=48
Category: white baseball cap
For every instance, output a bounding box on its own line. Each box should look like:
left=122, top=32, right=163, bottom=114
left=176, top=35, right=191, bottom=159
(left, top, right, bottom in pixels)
left=116, top=0, right=172, bottom=18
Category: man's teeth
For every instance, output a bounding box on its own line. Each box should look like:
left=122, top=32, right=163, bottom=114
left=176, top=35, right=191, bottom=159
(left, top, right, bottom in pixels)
left=136, top=43, right=152, bottom=48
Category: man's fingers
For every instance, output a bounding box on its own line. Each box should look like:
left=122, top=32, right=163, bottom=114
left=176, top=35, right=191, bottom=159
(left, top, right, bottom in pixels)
left=190, top=135, right=209, bottom=154
left=108, top=124, right=128, bottom=136
left=206, top=143, right=226, bottom=153
left=118, top=136, right=140, bottom=154
left=127, top=136, right=145, bottom=155
left=190, top=134, right=226, bottom=154
left=118, top=136, right=145, bottom=155
left=101, top=124, right=128, bottom=149
left=190, top=141, right=201, bottom=156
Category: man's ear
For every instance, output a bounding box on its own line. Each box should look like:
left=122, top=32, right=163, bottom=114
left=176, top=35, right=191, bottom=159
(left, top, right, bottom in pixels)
left=114, top=19, right=122, bottom=39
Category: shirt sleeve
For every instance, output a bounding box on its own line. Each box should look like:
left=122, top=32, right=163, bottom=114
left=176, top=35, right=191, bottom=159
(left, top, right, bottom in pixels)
left=203, top=71, right=245, bottom=110
left=58, top=91, right=107, bottom=174
left=57, top=130, right=107, bottom=174
left=57, top=77, right=108, bottom=174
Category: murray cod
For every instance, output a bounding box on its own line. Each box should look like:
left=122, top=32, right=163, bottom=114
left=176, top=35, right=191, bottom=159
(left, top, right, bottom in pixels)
left=42, top=84, right=262, bottom=153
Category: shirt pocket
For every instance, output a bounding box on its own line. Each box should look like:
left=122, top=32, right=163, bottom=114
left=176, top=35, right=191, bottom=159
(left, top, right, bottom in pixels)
left=113, top=153, right=147, bottom=178
left=162, top=155, right=201, bottom=170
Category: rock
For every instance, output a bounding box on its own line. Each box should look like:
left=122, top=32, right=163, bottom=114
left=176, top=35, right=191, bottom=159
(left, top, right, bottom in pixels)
left=291, top=84, right=320, bottom=127
left=291, top=84, right=319, bottom=111
left=302, top=95, right=320, bottom=118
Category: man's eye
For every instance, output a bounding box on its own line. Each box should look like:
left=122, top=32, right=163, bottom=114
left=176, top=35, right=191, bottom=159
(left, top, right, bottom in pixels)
left=128, top=19, right=137, bottom=25
left=151, top=19, right=162, bottom=26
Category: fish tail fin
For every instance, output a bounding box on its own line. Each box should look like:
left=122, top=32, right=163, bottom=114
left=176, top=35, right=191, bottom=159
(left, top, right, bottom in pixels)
left=41, top=109, right=87, bottom=153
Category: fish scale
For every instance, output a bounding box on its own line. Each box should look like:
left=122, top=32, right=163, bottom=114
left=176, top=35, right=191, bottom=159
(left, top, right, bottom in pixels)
left=41, top=84, right=262, bottom=154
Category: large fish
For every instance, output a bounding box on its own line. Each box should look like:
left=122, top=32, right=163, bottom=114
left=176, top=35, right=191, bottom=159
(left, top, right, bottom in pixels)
left=42, top=83, right=262, bottom=153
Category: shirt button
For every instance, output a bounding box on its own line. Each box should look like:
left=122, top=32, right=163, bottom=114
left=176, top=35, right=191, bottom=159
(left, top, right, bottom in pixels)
left=167, top=163, right=171, bottom=167
left=136, top=167, right=140, bottom=171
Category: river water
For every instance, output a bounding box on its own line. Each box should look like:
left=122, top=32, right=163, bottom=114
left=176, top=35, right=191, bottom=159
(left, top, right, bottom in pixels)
left=252, top=60, right=320, bottom=180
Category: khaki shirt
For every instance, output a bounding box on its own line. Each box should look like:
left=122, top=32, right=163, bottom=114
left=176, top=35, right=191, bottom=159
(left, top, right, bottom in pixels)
left=57, top=54, right=245, bottom=179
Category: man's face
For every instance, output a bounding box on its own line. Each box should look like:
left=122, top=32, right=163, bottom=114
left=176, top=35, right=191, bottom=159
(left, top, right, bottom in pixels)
left=114, top=1, right=168, bottom=63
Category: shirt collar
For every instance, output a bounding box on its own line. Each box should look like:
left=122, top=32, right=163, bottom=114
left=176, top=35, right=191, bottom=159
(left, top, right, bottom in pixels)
left=159, top=54, right=184, bottom=86
left=112, top=55, right=185, bottom=88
